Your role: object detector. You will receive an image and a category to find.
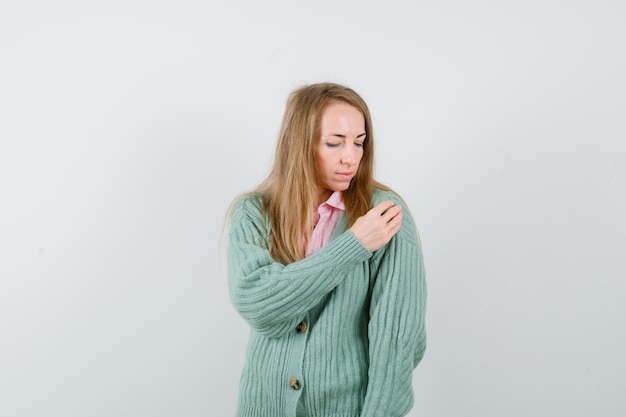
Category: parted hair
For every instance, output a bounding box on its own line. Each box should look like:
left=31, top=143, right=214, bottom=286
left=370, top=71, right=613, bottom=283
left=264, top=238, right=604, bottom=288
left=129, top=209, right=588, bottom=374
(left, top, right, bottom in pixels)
left=251, top=82, right=389, bottom=264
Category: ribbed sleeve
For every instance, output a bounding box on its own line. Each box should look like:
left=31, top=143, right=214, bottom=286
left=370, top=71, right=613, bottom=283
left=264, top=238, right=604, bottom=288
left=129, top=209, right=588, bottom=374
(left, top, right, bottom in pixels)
left=360, top=193, right=427, bottom=417
left=228, top=196, right=372, bottom=338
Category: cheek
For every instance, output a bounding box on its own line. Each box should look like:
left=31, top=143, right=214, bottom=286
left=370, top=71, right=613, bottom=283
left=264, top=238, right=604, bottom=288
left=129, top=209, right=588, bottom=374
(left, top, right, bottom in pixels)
left=353, top=152, right=365, bottom=174
left=315, top=151, right=331, bottom=170
left=356, top=151, right=365, bottom=165
left=314, top=149, right=323, bottom=169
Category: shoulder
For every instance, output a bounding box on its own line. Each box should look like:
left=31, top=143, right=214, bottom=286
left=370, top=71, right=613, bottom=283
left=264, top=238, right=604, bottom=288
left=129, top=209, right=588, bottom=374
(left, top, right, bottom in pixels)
left=372, top=187, right=422, bottom=248
left=372, top=187, right=405, bottom=207
left=228, top=192, right=270, bottom=246
left=232, top=192, right=263, bottom=214
left=372, top=187, right=412, bottom=217
left=230, top=192, right=266, bottom=228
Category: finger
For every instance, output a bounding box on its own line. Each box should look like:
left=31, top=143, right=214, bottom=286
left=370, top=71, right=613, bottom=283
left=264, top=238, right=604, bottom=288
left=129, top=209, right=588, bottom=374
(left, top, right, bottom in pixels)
left=382, top=205, right=402, bottom=221
left=390, top=221, right=402, bottom=236
left=375, top=200, right=396, bottom=215
left=386, top=211, right=402, bottom=230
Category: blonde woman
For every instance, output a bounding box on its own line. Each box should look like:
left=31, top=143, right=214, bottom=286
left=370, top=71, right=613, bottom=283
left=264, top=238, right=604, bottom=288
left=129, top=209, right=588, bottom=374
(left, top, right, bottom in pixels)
left=227, top=82, right=426, bottom=417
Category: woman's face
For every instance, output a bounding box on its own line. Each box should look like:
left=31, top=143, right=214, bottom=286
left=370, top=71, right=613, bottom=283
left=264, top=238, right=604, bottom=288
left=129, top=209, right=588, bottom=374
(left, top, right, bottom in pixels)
left=315, top=102, right=365, bottom=205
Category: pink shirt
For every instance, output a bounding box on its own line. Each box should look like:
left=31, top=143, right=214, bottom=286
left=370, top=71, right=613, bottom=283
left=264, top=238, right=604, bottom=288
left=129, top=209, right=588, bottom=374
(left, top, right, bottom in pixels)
left=305, top=191, right=345, bottom=257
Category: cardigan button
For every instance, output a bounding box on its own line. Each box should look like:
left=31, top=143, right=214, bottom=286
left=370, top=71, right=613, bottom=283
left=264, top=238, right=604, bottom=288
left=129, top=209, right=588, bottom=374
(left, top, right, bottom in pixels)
left=289, top=378, right=301, bottom=390
left=295, top=321, right=308, bottom=333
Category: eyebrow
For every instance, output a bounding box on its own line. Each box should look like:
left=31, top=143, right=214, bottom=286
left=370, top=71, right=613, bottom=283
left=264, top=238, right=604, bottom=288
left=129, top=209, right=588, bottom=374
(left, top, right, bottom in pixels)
left=328, top=133, right=367, bottom=139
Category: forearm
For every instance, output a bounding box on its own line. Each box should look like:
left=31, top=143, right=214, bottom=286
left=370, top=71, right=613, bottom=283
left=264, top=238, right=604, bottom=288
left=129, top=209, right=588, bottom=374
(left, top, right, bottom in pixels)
left=228, top=205, right=371, bottom=336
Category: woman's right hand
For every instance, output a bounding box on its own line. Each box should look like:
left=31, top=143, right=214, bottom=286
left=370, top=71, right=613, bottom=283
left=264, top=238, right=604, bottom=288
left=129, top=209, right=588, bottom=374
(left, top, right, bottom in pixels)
left=349, top=200, right=402, bottom=252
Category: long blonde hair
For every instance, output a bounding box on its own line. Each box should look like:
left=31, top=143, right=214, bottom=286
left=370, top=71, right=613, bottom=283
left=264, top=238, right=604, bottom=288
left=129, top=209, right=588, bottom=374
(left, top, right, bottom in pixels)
left=248, top=82, right=389, bottom=264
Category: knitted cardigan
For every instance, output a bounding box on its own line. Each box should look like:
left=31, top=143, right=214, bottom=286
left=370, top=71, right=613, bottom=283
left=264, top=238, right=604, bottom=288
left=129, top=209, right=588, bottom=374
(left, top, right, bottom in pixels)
left=228, top=188, right=427, bottom=417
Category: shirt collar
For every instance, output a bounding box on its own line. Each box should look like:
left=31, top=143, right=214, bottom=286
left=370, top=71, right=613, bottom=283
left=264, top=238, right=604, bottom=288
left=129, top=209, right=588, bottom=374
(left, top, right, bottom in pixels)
left=322, top=190, right=345, bottom=211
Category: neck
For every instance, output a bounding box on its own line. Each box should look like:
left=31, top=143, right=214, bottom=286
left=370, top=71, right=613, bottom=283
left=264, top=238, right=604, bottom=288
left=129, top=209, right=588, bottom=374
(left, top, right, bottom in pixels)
left=317, top=189, right=332, bottom=207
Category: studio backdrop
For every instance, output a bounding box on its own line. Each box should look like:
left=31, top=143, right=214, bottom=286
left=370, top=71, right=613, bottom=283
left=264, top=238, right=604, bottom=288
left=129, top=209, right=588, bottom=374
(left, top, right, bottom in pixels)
left=1, top=1, right=624, bottom=416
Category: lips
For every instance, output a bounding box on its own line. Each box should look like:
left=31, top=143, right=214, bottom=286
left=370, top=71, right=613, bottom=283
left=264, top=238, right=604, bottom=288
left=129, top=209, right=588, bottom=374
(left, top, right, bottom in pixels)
left=337, top=172, right=353, bottom=180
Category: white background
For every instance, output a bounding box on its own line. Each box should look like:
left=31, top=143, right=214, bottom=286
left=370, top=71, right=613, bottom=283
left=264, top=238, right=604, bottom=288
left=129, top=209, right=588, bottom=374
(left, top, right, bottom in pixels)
left=1, top=1, right=625, bottom=416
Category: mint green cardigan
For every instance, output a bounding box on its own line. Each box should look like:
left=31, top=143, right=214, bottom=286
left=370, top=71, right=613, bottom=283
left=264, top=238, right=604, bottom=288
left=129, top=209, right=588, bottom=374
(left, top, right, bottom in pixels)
left=228, top=189, right=426, bottom=417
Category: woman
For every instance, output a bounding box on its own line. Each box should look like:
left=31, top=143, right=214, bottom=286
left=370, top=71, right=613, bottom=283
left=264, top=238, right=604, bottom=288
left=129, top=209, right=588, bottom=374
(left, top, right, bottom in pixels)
left=227, top=82, right=426, bottom=417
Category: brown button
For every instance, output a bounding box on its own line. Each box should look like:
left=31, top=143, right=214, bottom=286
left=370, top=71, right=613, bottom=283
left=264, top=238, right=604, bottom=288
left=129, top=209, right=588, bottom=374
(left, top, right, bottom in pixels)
left=296, top=321, right=308, bottom=333
left=289, top=378, right=301, bottom=390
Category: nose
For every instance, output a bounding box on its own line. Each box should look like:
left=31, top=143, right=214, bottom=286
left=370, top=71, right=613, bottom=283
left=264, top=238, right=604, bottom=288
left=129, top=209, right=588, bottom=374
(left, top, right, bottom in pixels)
left=340, top=146, right=357, bottom=165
